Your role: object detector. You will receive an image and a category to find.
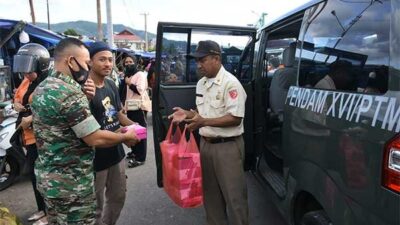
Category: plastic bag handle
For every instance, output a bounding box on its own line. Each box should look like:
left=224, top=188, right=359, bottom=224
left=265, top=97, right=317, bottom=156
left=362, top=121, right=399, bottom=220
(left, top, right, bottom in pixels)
left=178, top=125, right=198, bottom=153
left=178, top=125, right=188, bottom=146
left=179, top=125, right=201, bottom=191
left=166, top=121, right=174, bottom=141
left=166, top=121, right=181, bottom=143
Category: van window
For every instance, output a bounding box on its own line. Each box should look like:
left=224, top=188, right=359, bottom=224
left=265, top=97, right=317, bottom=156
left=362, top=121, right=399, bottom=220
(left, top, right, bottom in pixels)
left=299, top=0, right=390, bottom=93
left=391, top=0, right=400, bottom=89
left=159, top=30, right=252, bottom=85
left=160, top=32, right=188, bottom=84
left=263, top=38, right=297, bottom=78
left=188, top=31, right=252, bottom=83
left=253, top=33, right=261, bottom=76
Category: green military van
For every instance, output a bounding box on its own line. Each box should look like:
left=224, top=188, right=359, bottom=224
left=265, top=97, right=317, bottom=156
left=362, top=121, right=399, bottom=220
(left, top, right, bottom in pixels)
left=152, top=0, right=400, bottom=224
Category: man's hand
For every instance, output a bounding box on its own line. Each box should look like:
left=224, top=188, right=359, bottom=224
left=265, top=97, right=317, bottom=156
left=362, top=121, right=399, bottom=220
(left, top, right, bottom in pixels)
left=83, top=78, right=96, bottom=100
left=121, top=131, right=140, bottom=147
left=21, top=115, right=33, bottom=129
left=185, top=110, right=205, bottom=131
left=13, top=102, right=26, bottom=112
left=168, top=107, right=188, bottom=123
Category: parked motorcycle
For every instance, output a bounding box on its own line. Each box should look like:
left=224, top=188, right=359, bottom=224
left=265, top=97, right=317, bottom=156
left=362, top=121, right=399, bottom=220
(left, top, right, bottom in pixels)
left=0, top=102, right=26, bottom=191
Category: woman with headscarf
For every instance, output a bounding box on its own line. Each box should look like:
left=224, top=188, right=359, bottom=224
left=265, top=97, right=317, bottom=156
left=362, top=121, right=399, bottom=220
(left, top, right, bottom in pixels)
left=124, top=58, right=151, bottom=167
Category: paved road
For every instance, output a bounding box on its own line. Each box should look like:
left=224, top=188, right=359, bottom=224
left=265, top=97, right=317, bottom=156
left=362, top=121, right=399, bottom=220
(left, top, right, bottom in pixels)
left=0, top=115, right=287, bottom=225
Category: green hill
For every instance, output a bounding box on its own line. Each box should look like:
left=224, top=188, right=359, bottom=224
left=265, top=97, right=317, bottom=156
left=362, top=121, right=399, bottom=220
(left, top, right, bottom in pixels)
left=36, top=20, right=156, bottom=40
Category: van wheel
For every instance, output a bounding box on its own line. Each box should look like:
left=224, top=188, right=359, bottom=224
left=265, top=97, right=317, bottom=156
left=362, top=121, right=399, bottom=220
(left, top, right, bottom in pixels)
left=300, top=210, right=332, bottom=225
left=0, top=154, right=20, bottom=191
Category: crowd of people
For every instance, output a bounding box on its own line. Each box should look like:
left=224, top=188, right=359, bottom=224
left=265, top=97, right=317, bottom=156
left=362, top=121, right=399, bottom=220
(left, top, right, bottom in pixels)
left=160, top=55, right=186, bottom=83
left=11, top=38, right=153, bottom=224
left=11, top=38, right=249, bottom=225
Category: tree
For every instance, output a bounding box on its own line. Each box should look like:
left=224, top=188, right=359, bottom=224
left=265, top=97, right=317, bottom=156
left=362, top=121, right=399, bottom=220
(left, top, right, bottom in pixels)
left=167, top=43, right=177, bottom=55
left=64, top=28, right=79, bottom=36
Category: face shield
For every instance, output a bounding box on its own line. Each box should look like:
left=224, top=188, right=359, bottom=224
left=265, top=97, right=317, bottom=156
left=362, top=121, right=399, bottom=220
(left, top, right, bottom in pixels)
left=13, top=54, right=38, bottom=73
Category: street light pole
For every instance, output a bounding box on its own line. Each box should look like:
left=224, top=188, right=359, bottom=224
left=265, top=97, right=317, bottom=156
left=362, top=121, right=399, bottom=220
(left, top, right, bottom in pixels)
left=251, top=10, right=267, bottom=28
left=96, top=0, right=103, bottom=41
left=260, top=12, right=267, bottom=27
left=106, top=0, right=114, bottom=48
left=46, top=0, right=50, bottom=30
left=141, top=13, right=149, bottom=51
left=29, top=0, right=36, bottom=24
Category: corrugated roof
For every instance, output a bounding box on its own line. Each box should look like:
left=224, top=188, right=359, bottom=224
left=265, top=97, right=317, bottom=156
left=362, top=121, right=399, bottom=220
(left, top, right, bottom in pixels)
left=113, top=34, right=143, bottom=42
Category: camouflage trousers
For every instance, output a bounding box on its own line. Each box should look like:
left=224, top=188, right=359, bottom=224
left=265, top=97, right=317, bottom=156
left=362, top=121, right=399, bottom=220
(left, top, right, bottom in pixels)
left=44, top=194, right=96, bottom=225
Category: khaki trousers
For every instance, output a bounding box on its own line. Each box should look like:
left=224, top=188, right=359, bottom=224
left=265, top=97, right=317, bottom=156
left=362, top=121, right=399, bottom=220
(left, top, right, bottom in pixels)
left=95, top=159, right=127, bottom=225
left=200, top=136, right=249, bottom=225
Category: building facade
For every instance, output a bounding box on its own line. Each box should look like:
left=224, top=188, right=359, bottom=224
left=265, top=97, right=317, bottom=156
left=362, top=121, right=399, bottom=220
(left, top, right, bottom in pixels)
left=113, top=29, right=145, bottom=50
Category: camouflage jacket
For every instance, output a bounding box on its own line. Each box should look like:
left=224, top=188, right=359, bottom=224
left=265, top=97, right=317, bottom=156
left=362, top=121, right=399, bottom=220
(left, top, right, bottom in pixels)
left=31, top=70, right=100, bottom=199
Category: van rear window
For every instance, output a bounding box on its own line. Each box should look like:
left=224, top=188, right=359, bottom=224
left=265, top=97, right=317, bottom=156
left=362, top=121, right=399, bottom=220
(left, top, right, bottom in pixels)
left=299, top=0, right=390, bottom=94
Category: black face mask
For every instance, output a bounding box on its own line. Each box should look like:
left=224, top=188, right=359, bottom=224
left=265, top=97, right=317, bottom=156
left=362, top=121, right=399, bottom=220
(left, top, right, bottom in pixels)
left=124, top=64, right=138, bottom=78
left=68, top=57, right=89, bottom=86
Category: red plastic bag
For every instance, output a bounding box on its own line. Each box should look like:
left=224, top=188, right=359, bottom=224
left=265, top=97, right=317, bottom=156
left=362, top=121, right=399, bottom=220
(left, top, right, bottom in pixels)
left=161, top=123, right=203, bottom=208
left=160, top=122, right=181, bottom=189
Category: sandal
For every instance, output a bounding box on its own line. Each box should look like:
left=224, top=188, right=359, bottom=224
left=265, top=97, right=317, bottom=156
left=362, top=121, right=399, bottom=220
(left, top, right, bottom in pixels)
left=28, top=211, right=45, bottom=221
left=32, top=216, right=48, bottom=225
left=126, top=151, right=135, bottom=159
left=128, top=159, right=144, bottom=168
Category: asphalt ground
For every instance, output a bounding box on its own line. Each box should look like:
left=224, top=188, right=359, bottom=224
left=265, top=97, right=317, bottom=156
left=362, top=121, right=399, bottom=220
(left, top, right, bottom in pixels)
left=0, top=114, right=287, bottom=225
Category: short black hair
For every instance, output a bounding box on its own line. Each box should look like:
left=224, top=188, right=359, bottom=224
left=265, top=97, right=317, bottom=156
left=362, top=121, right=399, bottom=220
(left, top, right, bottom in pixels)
left=54, top=37, right=87, bottom=60
left=88, top=41, right=111, bottom=58
left=269, top=57, right=280, bottom=68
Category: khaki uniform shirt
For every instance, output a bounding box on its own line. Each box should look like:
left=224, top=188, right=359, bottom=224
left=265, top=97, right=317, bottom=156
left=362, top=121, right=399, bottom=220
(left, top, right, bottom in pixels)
left=196, top=66, right=246, bottom=138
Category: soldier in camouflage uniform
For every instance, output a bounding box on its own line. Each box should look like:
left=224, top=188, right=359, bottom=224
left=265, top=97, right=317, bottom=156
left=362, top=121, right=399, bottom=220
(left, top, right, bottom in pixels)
left=31, top=38, right=138, bottom=225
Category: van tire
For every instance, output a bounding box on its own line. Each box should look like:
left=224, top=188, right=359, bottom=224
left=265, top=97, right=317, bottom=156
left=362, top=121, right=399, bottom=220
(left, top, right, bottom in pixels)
left=300, top=210, right=332, bottom=225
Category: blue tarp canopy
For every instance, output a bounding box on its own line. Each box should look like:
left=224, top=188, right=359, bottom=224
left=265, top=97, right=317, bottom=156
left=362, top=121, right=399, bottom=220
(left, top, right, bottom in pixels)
left=29, top=33, right=60, bottom=45
left=113, top=48, right=156, bottom=59
left=114, top=48, right=135, bottom=54
left=0, top=19, right=64, bottom=48
left=138, top=52, right=155, bottom=59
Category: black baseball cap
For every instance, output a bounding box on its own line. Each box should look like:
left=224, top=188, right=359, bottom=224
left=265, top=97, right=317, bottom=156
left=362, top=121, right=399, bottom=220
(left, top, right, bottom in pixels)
left=89, top=41, right=111, bottom=58
left=187, top=40, right=222, bottom=59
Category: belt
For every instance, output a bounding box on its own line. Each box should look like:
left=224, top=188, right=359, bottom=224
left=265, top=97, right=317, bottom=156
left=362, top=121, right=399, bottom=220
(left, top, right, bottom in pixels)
left=202, top=136, right=239, bottom=144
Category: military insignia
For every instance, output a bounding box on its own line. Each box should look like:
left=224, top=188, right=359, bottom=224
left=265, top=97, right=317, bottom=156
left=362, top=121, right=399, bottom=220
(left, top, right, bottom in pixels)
left=229, top=89, right=238, bottom=99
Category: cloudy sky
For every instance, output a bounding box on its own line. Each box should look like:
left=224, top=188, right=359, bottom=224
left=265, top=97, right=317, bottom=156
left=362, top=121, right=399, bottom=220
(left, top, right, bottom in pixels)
left=0, top=0, right=311, bottom=33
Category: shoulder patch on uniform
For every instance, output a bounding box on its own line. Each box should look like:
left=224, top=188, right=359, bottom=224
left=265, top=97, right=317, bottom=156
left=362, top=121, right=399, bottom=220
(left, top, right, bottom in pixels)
left=229, top=89, right=238, bottom=99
